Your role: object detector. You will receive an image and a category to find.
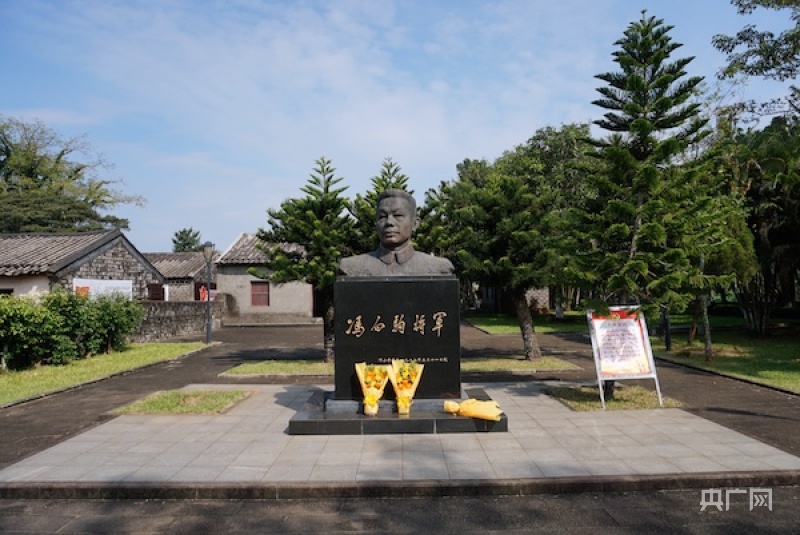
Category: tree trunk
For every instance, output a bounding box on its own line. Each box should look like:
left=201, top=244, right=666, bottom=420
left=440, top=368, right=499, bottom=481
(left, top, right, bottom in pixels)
left=553, top=286, right=565, bottom=319
left=321, top=288, right=336, bottom=363
left=688, top=297, right=702, bottom=344
left=512, top=287, right=542, bottom=360
left=776, top=254, right=796, bottom=307
left=736, top=272, right=773, bottom=336
left=603, top=380, right=616, bottom=401
left=660, top=305, right=672, bottom=352
left=702, top=295, right=714, bottom=362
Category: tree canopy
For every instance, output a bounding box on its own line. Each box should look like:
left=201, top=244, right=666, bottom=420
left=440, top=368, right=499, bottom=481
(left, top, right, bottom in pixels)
left=713, top=0, right=800, bottom=115
left=721, top=115, right=800, bottom=333
left=713, top=0, right=800, bottom=82
left=172, top=227, right=203, bottom=252
left=252, top=157, right=355, bottom=362
left=0, top=115, right=142, bottom=233
left=569, top=12, right=713, bottom=315
left=451, top=155, right=551, bottom=359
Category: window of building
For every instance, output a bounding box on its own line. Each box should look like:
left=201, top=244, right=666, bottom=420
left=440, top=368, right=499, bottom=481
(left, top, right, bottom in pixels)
left=147, top=283, right=165, bottom=301
left=251, top=281, right=270, bottom=306
left=0, top=289, right=13, bottom=295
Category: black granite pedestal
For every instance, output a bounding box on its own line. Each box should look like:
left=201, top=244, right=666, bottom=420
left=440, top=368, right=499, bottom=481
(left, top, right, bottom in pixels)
left=287, top=387, right=508, bottom=435
left=294, top=276, right=509, bottom=435
left=333, top=276, right=462, bottom=401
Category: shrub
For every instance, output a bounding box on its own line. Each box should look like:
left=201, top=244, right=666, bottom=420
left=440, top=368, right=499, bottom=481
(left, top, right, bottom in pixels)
left=93, top=293, right=145, bottom=352
left=0, top=296, right=63, bottom=369
left=41, top=290, right=98, bottom=363
left=0, top=292, right=145, bottom=371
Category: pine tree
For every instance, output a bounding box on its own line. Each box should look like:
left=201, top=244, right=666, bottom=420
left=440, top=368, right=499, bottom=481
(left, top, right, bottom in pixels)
left=252, top=157, right=355, bottom=362
left=172, top=227, right=202, bottom=252
left=572, top=11, right=711, bottom=315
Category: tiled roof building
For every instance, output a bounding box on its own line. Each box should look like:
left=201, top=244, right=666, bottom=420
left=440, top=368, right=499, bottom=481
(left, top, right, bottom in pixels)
left=215, top=233, right=313, bottom=323
left=0, top=229, right=163, bottom=299
left=144, top=252, right=216, bottom=301
left=144, top=252, right=209, bottom=279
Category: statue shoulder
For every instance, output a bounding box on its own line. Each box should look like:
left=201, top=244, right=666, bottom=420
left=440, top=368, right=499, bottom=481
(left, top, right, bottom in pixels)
left=337, top=252, right=378, bottom=276
left=414, top=251, right=454, bottom=274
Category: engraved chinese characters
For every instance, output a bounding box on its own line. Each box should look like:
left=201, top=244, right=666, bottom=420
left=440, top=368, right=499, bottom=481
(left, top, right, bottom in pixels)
left=345, top=311, right=448, bottom=339
left=334, top=276, right=461, bottom=401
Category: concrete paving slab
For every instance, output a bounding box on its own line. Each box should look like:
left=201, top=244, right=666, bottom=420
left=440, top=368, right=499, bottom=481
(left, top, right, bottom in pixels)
left=1, top=381, right=798, bottom=498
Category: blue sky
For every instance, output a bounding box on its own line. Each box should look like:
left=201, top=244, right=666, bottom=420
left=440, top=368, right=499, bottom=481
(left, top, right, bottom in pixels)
left=1, top=0, right=792, bottom=253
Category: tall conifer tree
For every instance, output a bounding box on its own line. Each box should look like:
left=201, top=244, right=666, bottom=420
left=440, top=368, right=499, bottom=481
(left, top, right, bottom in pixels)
left=172, top=227, right=202, bottom=252
left=572, top=12, right=711, bottom=313
left=252, top=157, right=354, bottom=362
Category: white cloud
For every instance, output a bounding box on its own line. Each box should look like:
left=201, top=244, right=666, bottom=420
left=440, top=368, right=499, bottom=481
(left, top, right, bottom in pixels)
left=2, top=0, right=795, bottom=251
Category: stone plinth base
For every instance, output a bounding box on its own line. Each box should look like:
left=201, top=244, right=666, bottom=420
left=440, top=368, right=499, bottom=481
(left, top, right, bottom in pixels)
left=324, top=388, right=468, bottom=414
left=287, top=388, right=508, bottom=435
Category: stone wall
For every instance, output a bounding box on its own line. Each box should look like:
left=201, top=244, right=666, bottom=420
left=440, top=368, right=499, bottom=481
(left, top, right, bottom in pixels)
left=165, top=280, right=195, bottom=302
left=132, top=299, right=225, bottom=342
left=61, top=240, right=161, bottom=300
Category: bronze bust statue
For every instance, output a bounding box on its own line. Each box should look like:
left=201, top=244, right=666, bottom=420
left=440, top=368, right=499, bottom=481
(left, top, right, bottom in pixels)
left=337, top=189, right=454, bottom=277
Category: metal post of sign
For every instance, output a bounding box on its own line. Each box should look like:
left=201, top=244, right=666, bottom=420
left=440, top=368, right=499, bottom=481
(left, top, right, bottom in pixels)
left=202, top=241, right=214, bottom=344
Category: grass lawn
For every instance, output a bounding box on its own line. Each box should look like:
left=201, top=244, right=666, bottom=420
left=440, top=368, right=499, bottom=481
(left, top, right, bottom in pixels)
left=464, top=312, right=588, bottom=334
left=653, top=331, right=800, bottom=394
left=461, top=356, right=579, bottom=372
left=470, top=311, right=800, bottom=394
left=546, top=384, right=683, bottom=411
left=225, top=360, right=334, bottom=376
left=113, top=389, right=250, bottom=415
left=0, top=342, right=206, bottom=406
left=666, top=314, right=749, bottom=329
left=466, top=311, right=756, bottom=335
left=224, top=355, right=579, bottom=376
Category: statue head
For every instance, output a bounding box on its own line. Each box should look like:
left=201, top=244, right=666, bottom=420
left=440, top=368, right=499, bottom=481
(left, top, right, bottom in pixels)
left=376, top=189, right=420, bottom=251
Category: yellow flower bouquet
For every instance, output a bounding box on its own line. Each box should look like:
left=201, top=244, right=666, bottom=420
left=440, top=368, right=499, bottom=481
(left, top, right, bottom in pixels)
left=388, top=359, right=424, bottom=415
left=354, top=362, right=391, bottom=416
left=443, top=399, right=504, bottom=421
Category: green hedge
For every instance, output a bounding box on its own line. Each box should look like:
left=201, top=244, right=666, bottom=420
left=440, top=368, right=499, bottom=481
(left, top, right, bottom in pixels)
left=0, top=291, right=144, bottom=370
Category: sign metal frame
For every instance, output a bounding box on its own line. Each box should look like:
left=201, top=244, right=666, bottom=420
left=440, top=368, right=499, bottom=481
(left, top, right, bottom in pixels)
left=587, top=306, right=663, bottom=409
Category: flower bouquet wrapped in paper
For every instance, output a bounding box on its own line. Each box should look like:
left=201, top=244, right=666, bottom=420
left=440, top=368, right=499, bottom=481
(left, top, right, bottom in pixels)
left=354, top=362, right=391, bottom=416
left=443, top=399, right=503, bottom=421
left=388, top=359, right=424, bottom=415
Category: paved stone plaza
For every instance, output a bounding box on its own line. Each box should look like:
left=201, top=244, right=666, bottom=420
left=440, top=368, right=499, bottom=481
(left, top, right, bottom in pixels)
left=2, top=381, right=798, bottom=495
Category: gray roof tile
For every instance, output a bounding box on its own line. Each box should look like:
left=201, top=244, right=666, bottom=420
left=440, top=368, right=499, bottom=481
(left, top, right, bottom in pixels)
left=0, top=230, right=122, bottom=276
left=143, top=252, right=213, bottom=279
left=217, top=233, right=268, bottom=265
left=217, top=233, right=303, bottom=265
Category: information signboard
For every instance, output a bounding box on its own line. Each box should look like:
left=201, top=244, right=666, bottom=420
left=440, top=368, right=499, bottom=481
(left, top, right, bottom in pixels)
left=587, top=306, right=663, bottom=409
left=72, top=278, right=133, bottom=299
